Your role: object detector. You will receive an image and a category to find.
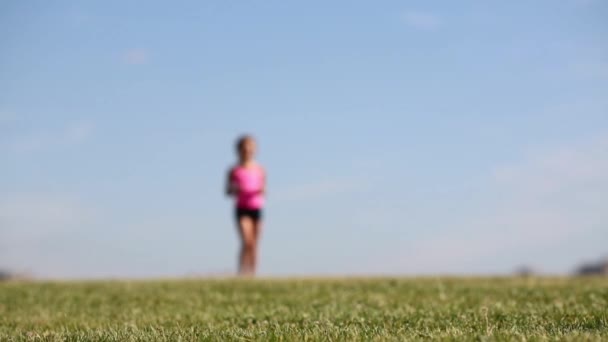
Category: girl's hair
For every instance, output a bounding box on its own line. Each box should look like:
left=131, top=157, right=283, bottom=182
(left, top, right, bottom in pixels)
left=235, top=134, right=254, bottom=152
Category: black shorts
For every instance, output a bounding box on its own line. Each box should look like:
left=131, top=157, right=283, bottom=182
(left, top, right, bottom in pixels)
left=235, top=208, right=263, bottom=222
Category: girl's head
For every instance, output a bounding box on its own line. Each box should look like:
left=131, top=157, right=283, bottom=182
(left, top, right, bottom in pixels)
left=236, top=135, right=256, bottom=162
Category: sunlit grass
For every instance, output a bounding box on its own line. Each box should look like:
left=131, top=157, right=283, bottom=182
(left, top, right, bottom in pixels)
left=1, top=277, right=606, bottom=340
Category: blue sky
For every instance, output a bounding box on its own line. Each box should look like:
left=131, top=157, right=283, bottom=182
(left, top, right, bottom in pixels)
left=1, top=0, right=607, bottom=278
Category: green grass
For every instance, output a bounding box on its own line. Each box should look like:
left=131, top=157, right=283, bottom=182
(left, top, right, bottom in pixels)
left=1, top=277, right=607, bottom=341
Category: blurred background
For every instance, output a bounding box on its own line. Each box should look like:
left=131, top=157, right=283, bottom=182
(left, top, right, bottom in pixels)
left=1, top=0, right=607, bottom=279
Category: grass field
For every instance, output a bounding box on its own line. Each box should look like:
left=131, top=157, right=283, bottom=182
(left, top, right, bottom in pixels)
left=1, top=277, right=607, bottom=341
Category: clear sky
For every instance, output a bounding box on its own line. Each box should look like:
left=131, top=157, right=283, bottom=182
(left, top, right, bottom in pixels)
left=1, top=0, right=607, bottom=278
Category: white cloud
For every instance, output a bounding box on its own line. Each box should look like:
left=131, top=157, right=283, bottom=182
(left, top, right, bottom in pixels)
left=574, top=0, right=601, bottom=6
left=67, top=9, right=91, bottom=26
left=380, top=134, right=608, bottom=274
left=493, top=135, right=608, bottom=198
left=402, top=11, right=442, bottom=31
left=572, top=61, right=608, bottom=79
left=272, top=178, right=366, bottom=202
left=0, top=110, right=15, bottom=125
left=1, top=119, right=94, bottom=154
left=3, top=135, right=45, bottom=153
left=122, top=48, right=149, bottom=65
left=66, top=120, right=94, bottom=143
left=0, top=193, right=94, bottom=249
left=0, top=193, right=98, bottom=276
left=0, top=194, right=89, bottom=235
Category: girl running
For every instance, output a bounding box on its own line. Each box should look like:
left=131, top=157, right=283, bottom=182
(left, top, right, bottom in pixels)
left=225, top=135, right=266, bottom=276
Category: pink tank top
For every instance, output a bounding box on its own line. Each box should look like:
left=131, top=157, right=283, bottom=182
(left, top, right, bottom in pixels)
left=231, top=165, right=265, bottom=209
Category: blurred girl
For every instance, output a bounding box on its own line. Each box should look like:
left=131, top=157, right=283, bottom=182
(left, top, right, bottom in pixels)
left=226, top=135, right=266, bottom=276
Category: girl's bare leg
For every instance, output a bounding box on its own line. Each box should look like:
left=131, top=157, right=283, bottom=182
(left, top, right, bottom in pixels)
left=250, top=219, right=263, bottom=275
left=237, top=216, right=256, bottom=276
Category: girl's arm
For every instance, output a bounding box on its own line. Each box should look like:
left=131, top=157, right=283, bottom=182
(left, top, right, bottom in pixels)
left=259, top=167, right=266, bottom=195
left=225, top=168, right=238, bottom=196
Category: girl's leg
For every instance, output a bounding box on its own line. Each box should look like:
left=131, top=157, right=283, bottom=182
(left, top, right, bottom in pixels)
left=251, top=219, right=263, bottom=275
left=237, top=216, right=256, bottom=276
